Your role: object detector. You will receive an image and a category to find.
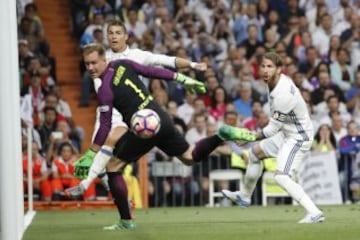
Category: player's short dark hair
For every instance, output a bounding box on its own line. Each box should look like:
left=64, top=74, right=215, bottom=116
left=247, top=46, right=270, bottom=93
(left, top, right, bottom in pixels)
left=107, top=19, right=127, bottom=33
left=263, top=52, right=282, bottom=67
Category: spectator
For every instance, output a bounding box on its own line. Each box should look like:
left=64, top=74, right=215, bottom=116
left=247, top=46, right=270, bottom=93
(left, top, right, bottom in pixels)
left=292, top=71, right=314, bottom=92
left=233, top=81, right=253, bottom=119
left=296, top=31, right=313, bottom=64
left=166, top=100, right=187, bottom=133
left=51, top=142, right=95, bottom=200
left=18, top=39, right=34, bottom=84
left=243, top=100, right=264, bottom=131
left=22, top=141, right=52, bottom=201
left=187, top=30, right=222, bottom=63
left=22, top=56, right=55, bottom=94
left=187, top=97, right=216, bottom=128
left=68, top=0, right=90, bottom=38
left=309, top=61, right=330, bottom=89
left=116, top=0, right=144, bottom=24
left=21, top=72, right=46, bottom=127
left=345, top=70, right=360, bottom=123
left=306, top=0, right=328, bottom=33
left=212, top=16, right=236, bottom=61
left=240, top=24, right=263, bottom=60
left=201, top=74, right=219, bottom=107
left=22, top=3, right=44, bottom=37
left=49, top=85, right=73, bottom=119
left=315, top=95, right=351, bottom=124
left=233, top=3, right=263, bottom=45
left=209, top=86, right=229, bottom=121
left=88, top=0, right=114, bottom=22
left=37, top=106, right=58, bottom=156
left=333, top=4, right=352, bottom=36
left=125, top=7, right=147, bottom=41
left=262, top=9, right=283, bottom=40
left=281, top=0, right=305, bottom=23
left=330, top=48, right=355, bottom=92
left=311, top=123, right=337, bottom=152
left=81, top=12, right=107, bottom=47
left=311, top=71, right=345, bottom=105
left=350, top=152, right=360, bottom=202
left=257, top=0, right=269, bottom=28
left=263, top=29, right=278, bottom=52
left=331, top=112, right=348, bottom=145
left=339, top=120, right=360, bottom=202
left=282, top=15, right=302, bottom=59
left=298, top=46, right=321, bottom=80
left=177, top=91, right=196, bottom=126
left=312, top=13, right=334, bottom=57
left=340, top=11, right=360, bottom=71
left=185, top=113, right=207, bottom=145
left=326, top=35, right=341, bottom=63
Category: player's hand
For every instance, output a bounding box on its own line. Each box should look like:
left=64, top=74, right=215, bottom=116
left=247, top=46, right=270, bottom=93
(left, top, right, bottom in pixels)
left=73, top=149, right=97, bottom=179
left=175, top=73, right=206, bottom=94
left=190, top=62, right=207, bottom=71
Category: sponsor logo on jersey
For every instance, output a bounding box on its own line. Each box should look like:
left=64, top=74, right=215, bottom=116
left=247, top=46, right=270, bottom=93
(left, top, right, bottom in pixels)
left=99, top=105, right=110, bottom=112
left=113, top=66, right=126, bottom=86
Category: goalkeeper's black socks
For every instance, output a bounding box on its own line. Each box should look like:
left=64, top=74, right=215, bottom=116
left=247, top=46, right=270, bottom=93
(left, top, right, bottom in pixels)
left=107, top=172, right=132, bottom=220
left=192, top=135, right=223, bottom=162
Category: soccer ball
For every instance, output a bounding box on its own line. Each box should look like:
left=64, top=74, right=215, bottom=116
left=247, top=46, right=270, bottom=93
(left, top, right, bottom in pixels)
left=130, top=109, right=161, bottom=138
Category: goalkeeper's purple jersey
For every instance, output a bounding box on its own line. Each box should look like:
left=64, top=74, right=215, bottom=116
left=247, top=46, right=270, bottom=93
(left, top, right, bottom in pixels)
left=93, top=59, right=175, bottom=146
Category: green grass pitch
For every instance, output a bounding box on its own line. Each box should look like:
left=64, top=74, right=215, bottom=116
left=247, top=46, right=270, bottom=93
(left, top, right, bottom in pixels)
left=23, top=205, right=360, bottom=240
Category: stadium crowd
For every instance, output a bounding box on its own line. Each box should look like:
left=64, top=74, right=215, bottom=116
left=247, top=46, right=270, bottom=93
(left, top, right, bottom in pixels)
left=17, top=0, right=360, bottom=206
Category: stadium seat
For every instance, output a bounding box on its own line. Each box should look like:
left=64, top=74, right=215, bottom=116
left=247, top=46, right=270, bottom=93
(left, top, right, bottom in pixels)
left=261, top=171, right=291, bottom=206
left=208, top=169, right=243, bottom=207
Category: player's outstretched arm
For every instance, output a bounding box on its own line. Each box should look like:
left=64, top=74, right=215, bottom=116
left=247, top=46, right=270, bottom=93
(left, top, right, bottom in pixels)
left=139, top=49, right=207, bottom=71
left=119, top=59, right=206, bottom=94
left=175, top=57, right=207, bottom=71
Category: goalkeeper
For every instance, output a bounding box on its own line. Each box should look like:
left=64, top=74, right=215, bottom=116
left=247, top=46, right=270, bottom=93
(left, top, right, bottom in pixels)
left=73, top=19, right=207, bottom=229
left=66, top=43, right=255, bottom=230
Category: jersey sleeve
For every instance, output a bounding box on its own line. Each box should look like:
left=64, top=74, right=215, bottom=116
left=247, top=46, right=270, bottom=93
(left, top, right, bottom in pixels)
left=262, top=93, right=296, bottom=138
left=92, top=71, right=114, bottom=146
left=118, top=59, right=175, bottom=81
left=134, top=49, right=177, bottom=69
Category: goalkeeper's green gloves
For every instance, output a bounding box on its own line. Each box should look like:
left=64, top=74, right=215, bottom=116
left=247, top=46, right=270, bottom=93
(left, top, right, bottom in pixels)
left=73, top=149, right=97, bottom=179
left=175, top=73, right=206, bottom=94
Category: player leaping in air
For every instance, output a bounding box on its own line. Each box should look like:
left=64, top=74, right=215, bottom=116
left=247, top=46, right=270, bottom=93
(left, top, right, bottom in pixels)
left=65, top=43, right=255, bottom=230
left=67, top=19, right=208, bottom=229
left=221, top=52, right=325, bottom=224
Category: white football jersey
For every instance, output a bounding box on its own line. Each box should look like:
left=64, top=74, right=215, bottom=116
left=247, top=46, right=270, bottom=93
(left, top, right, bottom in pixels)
left=264, top=74, right=314, bottom=141
left=105, top=46, right=176, bottom=68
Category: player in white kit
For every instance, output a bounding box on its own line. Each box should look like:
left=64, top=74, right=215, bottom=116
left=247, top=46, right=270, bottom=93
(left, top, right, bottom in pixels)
left=219, top=52, right=325, bottom=223
left=66, top=20, right=207, bottom=230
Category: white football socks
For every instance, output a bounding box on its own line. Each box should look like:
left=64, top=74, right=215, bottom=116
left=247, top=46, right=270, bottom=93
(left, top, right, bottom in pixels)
left=241, top=150, right=263, bottom=201
left=274, top=174, right=321, bottom=215
left=81, top=145, right=113, bottom=190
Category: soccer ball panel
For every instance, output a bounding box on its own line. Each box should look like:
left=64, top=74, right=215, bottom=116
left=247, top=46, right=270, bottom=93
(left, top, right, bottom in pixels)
left=130, top=109, right=161, bottom=138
